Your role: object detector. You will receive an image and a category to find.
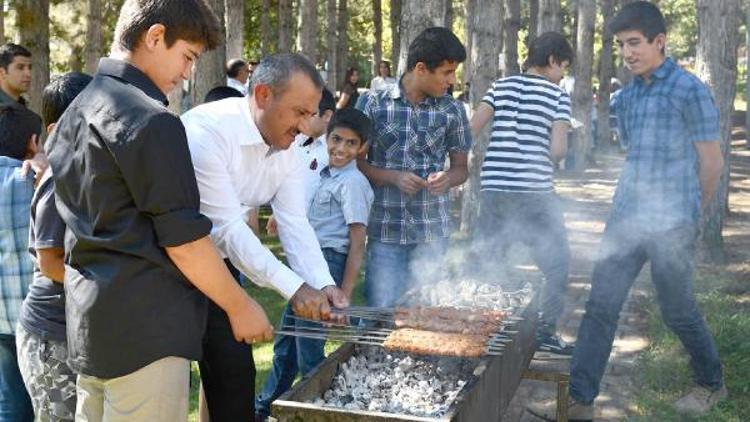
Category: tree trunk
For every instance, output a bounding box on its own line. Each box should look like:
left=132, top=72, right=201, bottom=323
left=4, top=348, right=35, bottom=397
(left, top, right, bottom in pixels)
left=503, top=0, right=521, bottom=76
left=595, top=0, right=615, bottom=149
left=261, top=0, right=272, bottom=55
left=326, top=0, right=338, bottom=90
left=191, top=0, right=226, bottom=107
left=527, top=0, right=538, bottom=46
left=396, top=0, right=449, bottom=75
left=444, top=0, right=454, bottom=29
left=84, top=0, right=103, bottom=74
left=298, top=0, right=319, bottom=63
left=225, top=0, right=245, bottom=59
left=336, top=0, right=349, bottom=89
left=571, top=0, right=595, bottom=171
left=537, top=0, right=561, bottom=34
left=372, top=0, right=383, bottom=79
left=167, top=84, right=183, bottom=115
left=0, top=1, right=4, bottom=44
left=463, top=0, right=474, bottom=85
left=16, top=0, right=50, bottom=115
left=460, top=0, right=504, bottom=234
left=746, top=0, right=750, bottom=146
left=695, top=0, right=741, bottom=263
left=278, top=0, right=294, bottom=53
left=390, top=0, right=402, bottom=70
left=615, top=0, right=634, bottom=85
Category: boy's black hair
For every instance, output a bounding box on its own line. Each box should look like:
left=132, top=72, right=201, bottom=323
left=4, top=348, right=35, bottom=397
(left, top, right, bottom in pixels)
left=0, top=106, right=42, bottom=160
left=204, top=85, right=245, bottom=103
left=406, top=27, right=466, bottom=72
left=0, top=43, right=32, bottom=70
left=610, top=1, right=667, bottom=41
left=523, top=32, right=574, bottom=70
left=42, top=72, right=93, bottom=127
left=226, top=58, right=247, bottom=78
left=113, top=0, right=222, bottom=53
left=326, top=108, right=373, bottom=145
left=318, top=87, right=336, bottom=115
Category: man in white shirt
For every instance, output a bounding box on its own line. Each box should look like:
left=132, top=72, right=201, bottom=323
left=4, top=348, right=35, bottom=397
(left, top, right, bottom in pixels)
left=226, top=58, right=249, bottom=96
left=182, top=53, right=348, bottom=421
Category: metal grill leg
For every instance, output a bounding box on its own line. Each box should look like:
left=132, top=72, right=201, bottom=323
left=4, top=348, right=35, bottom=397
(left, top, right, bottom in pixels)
left=556, top=378, right=568, bottom=422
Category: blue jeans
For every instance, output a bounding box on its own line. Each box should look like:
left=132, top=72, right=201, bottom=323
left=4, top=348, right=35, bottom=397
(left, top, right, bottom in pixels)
left=570, top=223, right=723, bottom=404
left=255, top=248, right=347, bottom=418
left=363, top=239, right=448, bottom=308
left=0, top=334, right=34, bottom=422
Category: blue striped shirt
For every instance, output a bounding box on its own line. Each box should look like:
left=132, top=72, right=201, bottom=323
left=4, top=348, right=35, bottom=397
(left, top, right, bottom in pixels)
left=356, top=83, right=472, bottom=244
left=612, top=58, right=720, bottom=231
left=0, top=156, right=34, bottom=335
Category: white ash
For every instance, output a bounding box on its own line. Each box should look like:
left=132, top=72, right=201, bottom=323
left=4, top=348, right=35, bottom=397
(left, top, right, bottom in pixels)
left=311, top=346, right=474, bottom=417
left=400, top=278, right=532, bottom=310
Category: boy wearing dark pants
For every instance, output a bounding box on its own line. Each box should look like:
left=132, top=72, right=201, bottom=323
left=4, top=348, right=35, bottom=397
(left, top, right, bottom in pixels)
left=255, top=108, right=374, bottom=420
left=16, top=72, right=92, bottom=422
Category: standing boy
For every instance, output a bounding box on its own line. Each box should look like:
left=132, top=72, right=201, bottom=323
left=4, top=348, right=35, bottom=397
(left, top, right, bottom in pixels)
left=0, top=44, right=32, bottom=109
left=470, top=32, right=575, bottom=355
left=45, top=1, right=273, bottom=420
left=356, top=27, right=472, bottom=307
left=529, top=2, right=725, bottom=420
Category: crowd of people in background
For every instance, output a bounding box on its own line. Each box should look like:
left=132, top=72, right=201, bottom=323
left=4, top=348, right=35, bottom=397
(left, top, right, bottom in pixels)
left=0, top=1, right=728, bottom=422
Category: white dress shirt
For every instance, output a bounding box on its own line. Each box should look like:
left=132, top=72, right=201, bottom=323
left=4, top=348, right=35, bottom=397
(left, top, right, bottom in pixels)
left=182, top=97, right=334, bottom=299
left=292, top=133, right=329, bottom=207
left=226, top=77, right=248, bottom=96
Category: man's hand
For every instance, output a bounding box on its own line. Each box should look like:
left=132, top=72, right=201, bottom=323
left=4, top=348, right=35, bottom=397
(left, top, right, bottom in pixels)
left=394, top=171, right=428, bottom=196
left=323, top=285, right=350, bottom=324
left=426, top=171, right=450, bottom=195
left=290, top=283, right=331, bottom=320
left=21, top=149, right=49, bottom=186
left=266, top=214, right=278, bottom=237
left=226, top=296, right=274, bottom=344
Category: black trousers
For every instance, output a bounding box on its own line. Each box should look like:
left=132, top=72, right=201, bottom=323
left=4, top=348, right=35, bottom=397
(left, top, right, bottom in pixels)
left=198, top=261, right=256, bottom=421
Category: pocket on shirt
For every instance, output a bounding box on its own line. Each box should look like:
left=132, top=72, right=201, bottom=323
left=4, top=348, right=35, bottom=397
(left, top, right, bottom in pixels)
left=374, top=122, right=403, bottom=161
left=311, top=190, right=334, bottom=217
left=417, top=124, right=447, bottom=157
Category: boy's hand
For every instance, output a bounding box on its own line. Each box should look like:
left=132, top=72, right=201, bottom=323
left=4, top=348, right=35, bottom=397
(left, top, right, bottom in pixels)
left=21, top=150, right=49, bottom=186
left=226, top=296, right=274, bottom=344
left=394, top=171, right=428, bottom=195
left=290, top=283, right=331, bottom=320
left=426, top=171, right=450, bottom=194
left=266, top=214, right=278, bottom=237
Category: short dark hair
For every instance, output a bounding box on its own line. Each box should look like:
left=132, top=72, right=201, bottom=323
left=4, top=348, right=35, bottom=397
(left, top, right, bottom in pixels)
left=112, top=0, right=222, bottom=53
left=318, top=87, right=336, bottom=115
left=326, top=108, right=373, bottom=145
left=610, top=1, right=667, bottom=41
left=204, top=85, right=245, bottom=103
left=0, top=43, right=32, bottom=70
left=226, top=58, right=247, bottom=78
left=42, top=72, right=93, bottom=127
left=0, top=106, right=42, bottom=160
left=523, top=32, right=574, bottom=69
left=406, top=27, right=466, bottom=72
left=249, top=53, right=324, bottom=96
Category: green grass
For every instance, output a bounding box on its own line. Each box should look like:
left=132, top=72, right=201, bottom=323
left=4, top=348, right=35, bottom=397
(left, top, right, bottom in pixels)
left=628, top=269, right=750, bottom=421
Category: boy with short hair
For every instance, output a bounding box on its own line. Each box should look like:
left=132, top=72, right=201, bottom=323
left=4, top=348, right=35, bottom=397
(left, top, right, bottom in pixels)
left=255, top=108, right=374, bottom=420
left=15, top=72, right=92, bottom=422
left=0, top=43, right=32, bottom=109
left=45, top=1, right=272, bottom=420
left=0, top=105, right=41, bottom=421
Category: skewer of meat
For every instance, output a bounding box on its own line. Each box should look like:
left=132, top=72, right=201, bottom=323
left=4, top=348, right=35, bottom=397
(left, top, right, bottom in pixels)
left=394, top=306, right=508, bottom=324
left=383, top=328, right=489, bottom=358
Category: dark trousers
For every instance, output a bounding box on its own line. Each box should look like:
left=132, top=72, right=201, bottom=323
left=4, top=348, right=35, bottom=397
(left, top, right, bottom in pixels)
left=570, top=223, right=723, bottom=404
left=199, top=261, right=256, bottom=422
left=0, top=334, right=34, bottom=422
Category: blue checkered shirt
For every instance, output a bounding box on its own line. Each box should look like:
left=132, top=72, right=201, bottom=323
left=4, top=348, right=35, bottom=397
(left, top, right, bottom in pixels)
left=356, top=84, right=472, bottom=244
left=0, top=156, right=35, bottom=335
left=612, top=58, right=720, bottom=231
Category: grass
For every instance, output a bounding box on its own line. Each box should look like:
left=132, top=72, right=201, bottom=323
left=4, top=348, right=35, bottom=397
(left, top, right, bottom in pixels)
left=628, top=268, right=750, bottom=421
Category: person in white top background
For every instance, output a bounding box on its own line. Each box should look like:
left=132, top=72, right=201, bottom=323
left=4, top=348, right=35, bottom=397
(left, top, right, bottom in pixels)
left=369, top=59, right=397, bottom=92
left=226, top=57, right=249, bottom=95
left=181, top=53, right=348, bottom=421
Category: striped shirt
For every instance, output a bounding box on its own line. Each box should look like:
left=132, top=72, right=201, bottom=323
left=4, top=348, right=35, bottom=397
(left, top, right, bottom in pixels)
left=480, top=74, right=571, bottom=192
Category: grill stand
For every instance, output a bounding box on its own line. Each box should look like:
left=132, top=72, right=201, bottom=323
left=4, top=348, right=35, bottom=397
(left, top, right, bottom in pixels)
left=521, top=368, right=569, bottom=422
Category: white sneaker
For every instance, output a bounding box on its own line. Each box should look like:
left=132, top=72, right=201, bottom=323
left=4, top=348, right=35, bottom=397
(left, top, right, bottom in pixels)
left=674, top=384, right=728, bottom=416
left=526, top=397, right=593, bottom=421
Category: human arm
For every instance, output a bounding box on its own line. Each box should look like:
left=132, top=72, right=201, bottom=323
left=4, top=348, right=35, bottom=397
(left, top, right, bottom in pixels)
left=470, top=102, right=494, bottom=140
left=695, top=141, right=723, bottom=210
left=426, top=151, right=468, bottom=195
left=549, top=121, right=570, bottom=163
left=341, top=224, right=367, bottom=300
left=357, top=159, right=428, bottom=195
left=336, top=92, right=351, bottom=109
left=37, top=248, right=65, bottom=283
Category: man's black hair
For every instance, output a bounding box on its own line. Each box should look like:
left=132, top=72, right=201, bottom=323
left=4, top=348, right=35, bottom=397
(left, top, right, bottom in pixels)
left=610, top=1, right=667, bottom=42
left=226, top=58, right=247, bottom=78
left=0, top=43, right=32, bottom=70
left=0, top=106, right=42, bottom=160
left=204, top=85, right=245, bottom=103
left=318, top=87, right=336, bottom=115
left=523, top=32, right=574, bottom=70
left=42, top=72, right=93, bottom=127
left=406, top=27, right=466, bottom=72
left=326, top=108, right=373, bottom=145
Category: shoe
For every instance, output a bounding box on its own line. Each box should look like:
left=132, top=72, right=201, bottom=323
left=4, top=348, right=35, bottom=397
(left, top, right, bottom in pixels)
left=526, top=397, right=593, bottom=421
left=674, top=384, right=728, bottom=416
left=537, top=333, right=576, bottom=356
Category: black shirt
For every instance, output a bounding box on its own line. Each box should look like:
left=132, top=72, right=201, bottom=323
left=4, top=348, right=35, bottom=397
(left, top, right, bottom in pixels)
left=342, top=83, right=359, bottom=109
left=46, top=58, right=212, bottom=378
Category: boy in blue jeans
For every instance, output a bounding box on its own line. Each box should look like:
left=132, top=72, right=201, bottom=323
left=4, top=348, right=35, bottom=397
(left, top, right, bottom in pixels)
left=255, top=108, right=374, bottom=420
left=0, top=105, right=41, bottom=422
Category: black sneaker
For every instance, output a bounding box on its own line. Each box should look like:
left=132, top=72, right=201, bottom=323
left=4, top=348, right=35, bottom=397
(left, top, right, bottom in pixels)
left=537, top=333, right=575, bottom=356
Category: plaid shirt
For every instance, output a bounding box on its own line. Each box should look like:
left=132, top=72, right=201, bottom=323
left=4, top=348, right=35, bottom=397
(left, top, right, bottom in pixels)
left=0, top=156, right=34, bottom=335
left=612, top=58, right=720, bottom=231
left=356, top=84, right=472, bottom=244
